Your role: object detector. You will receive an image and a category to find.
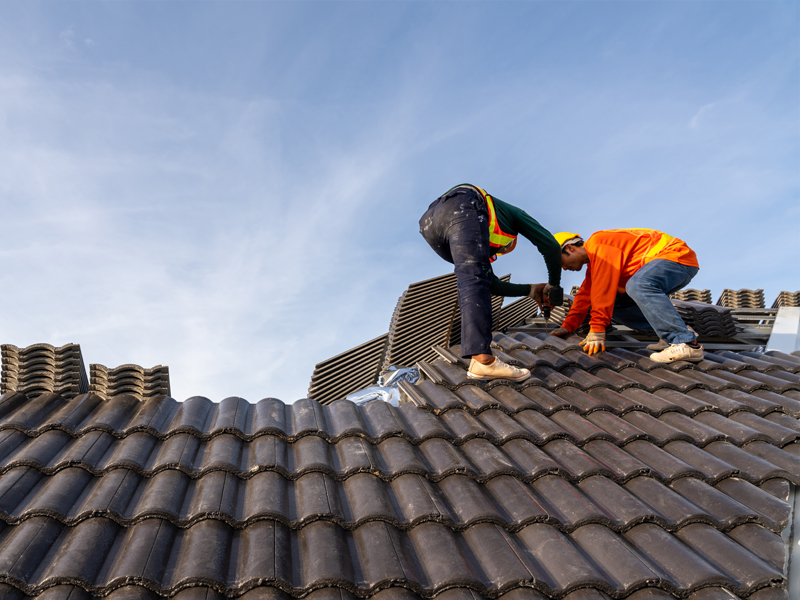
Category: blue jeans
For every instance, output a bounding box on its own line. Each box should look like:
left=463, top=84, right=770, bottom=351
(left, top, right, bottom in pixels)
left=613, top=259, right=699, bottom=345
left=419, top=188, right=493, bottom=357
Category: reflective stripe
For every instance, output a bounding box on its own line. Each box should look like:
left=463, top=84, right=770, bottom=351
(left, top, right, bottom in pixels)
left=473, top=186, right=518, bottom=259
left=644, top=233, right=674, bottom=262
left=444, top=184, right=519, bottom=262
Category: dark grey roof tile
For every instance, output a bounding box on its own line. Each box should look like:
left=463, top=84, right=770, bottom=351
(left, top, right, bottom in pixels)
left=558, top=367, right=612, bottom=391
left=513, top=410, right=569, bottom=444
left=454, top=386, right=509, bottom=412
left=701, top=370, right=770, bottom=394
left=360, top=399, right=406, bottom=439
left=499, top=439, right=562, bottom=480
left=623, top=523, right=729, bottom=592
left=651, top=388, right=717, bottom=415
left=669, top=477, right=762, bottom=530
left=671, top=370, right=744, bottom=393
left=623, top=440, right=704, bottom=481
left=734, top=371, right=800, bottom=394
left=576, top=476, right=654, bottom=529
left=714, top=478, right=791, bottom=531
left=658, top=413, right=727, bottom=445
left=703, top=353, right=755, bottom=373
left=624, top=476, right=712, bottom=528
left=692, top=412, right=774, bottom=445
left=759, top=478, right=790, bottom=502
left=528, top=366, right=577, bottom=390
left=530, top=475, right=608, bottom=529
left=622, top=411, right=695, bottom=445
left=694, top=388, right=781, bottom=417
left=515, top=523, right=607, bottom=594
left=584, top=388, right=647, bottom=414
left=541, top=440, right=609, bottom=479
left=585, top=411, right=652, bottom=444
left=581, top=441, right=652, bottom=480
left=460, top=439, right=524, bottom=479
left=663, top=442, right=739, bottom=482
left=552, top=387, right=606, bottom=414
left=570, top=524, right=660, bottom=594
left=705, top=442, right=794, bottom=484
left=439, top=410, right=492, bottom=441
left=726, top=524, right=786, bottom=572
left=674, top=524, right=783, bottom=592
left=606, top=388, right=675, bottom=415
left=755, top=351, right=800, bottom=373
left=474, top=409, right=529, bottom=442
left=589, top=368, right=646, bottom=391
left=742, top=441, right=800, bottom=481
left=483, top=386, right=540, bottom=413
left=520, top=387, right=572, bottom=412
left=396, top=402, right=451, bottom=440
left=730, top=413, right=800, bottom=445
left=549, top=411, right=613, bottom=445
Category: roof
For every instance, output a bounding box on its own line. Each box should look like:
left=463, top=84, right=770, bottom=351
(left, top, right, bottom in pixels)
left=1, top=283, right=800, bottom=599
left=1, top=338, right=800, bottom=598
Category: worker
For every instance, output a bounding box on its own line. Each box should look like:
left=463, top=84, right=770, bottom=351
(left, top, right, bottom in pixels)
left=551, top=229, right=703, bottom=363
left=419, top=184, right=562, bottom=381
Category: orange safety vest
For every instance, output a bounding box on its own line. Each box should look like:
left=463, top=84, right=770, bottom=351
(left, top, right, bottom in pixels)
left=606, top=228, right=677, bottom=293
left=450, top=185, right=518, bottom=261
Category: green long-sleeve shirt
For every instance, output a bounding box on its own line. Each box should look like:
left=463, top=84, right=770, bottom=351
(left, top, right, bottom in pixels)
left=488, top=196, right=563, bottom=297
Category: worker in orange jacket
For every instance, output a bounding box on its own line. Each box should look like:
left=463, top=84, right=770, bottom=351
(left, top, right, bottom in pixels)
left=551, top=229, right=703, bottom=363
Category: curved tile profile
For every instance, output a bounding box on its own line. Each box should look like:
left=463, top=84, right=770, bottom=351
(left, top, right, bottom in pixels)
left=0, top=323, right=797, bottom=599
left=0, top=516, right=785, bottom=599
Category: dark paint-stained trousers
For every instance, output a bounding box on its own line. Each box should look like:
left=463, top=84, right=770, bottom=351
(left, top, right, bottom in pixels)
left=419, top=188, right=494, bottom=357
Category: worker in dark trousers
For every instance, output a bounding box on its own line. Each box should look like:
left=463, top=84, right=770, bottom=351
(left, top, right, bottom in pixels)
left=419, top=184, right=562, bottom=381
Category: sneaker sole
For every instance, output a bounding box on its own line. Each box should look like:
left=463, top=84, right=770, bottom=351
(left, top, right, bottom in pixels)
left=467, top=372, right=531, bottom=382
left=650, top=353, right=704, bottom=364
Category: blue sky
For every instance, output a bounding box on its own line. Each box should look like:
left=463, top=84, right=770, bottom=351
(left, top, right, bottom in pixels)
left=0, top=1, right=797, bottom=402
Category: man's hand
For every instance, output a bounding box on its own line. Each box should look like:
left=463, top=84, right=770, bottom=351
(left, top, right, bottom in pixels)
left=529, top=283, right=551, bottom=311
left=551, top=327, right=571, bottom=338
left=580, top=331, right=606, bottom=355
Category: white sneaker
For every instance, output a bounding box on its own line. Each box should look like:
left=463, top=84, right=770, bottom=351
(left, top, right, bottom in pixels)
left=468, top=357, right=531, bottom=382
left=649, top=343, right=704, bottom=363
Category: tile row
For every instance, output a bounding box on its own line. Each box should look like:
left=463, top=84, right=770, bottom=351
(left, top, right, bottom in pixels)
left=0, top=517, right=785, bottom=599
left=0, top=428, right=798, bottom=486
left=0, top=584, right=789, bottom=600
left=418, top=354, right=800, bottom=396
left=0, top=466, right=789, bottom=535
left=3, top=383, right=800, bottom=444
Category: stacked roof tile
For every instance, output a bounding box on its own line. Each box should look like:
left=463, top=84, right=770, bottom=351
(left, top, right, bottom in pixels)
left=772, top=291, right=800, bottom=309
left=718, top=289, right=766, bottom=309
left=672, top=301, right=742, bottom=338
left=308, top=334, right=388, bottom=404
left=0, top=344, right=88, bottom=400
left=2, top=331, right=799, bottom=598
left=310, top=274, right=541, bottom=404
left=89, top=363, right=171, bottom=401
left=670, top=289, right=713, bottom=304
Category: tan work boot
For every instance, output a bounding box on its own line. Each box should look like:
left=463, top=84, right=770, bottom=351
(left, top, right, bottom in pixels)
left=649, top=343, right=704, bottom=363
left=647, top=326, right=696, bottom=352
left=646, top=339, right=669, bottom=351
left=467, top=357, right=531, bottom=382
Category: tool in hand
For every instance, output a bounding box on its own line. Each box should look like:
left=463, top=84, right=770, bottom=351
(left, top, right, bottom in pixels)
left=542, top=285, right=563, bottom=334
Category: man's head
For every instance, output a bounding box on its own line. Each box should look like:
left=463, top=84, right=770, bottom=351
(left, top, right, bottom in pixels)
left=554, top=232, right=589, bottom=271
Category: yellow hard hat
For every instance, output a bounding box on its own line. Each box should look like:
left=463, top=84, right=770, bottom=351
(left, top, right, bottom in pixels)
left=554, top=232, right=583, bottom=249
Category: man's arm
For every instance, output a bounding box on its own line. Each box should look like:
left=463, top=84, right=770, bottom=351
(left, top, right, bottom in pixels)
left=490, top=274, right=531, bottom=297
left=561, top=273, right=592, bottom=332
left=492, top=198, right=562, bottom=286
left=585, top=244, right=624, bottom=332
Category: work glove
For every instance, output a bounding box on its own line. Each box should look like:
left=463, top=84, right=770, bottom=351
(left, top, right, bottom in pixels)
left=551, top=327, right=571, bottom=338
left=580, top=331, right=606, bottom=355
left=529, top=283, right=550, bottom=311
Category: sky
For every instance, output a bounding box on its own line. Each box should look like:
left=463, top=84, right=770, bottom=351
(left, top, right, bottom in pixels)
left=0, top=0, right=797, bottom=403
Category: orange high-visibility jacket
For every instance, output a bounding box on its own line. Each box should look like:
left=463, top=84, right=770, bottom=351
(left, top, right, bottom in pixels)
left=562, top=229, right=699, bottom=333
